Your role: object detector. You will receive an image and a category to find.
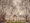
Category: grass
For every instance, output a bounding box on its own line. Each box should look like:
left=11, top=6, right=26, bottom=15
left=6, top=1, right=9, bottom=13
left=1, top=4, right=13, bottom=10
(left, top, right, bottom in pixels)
left=6, top=21, right=24, bottom=23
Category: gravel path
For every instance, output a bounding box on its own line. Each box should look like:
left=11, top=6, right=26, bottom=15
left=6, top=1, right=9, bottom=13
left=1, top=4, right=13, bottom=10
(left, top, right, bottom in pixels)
left=0, top=22, right=6, bottom=23
left=24, top=22, right=30, bottom=23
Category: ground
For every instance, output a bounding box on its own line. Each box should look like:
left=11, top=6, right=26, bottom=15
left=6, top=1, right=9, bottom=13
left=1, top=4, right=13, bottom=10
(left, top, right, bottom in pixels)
left=6, top=21, right=24, bottom=23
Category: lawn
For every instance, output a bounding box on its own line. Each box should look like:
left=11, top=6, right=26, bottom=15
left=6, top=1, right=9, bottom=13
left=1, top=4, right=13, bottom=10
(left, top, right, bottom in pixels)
left=6, top=21, right=24, bottom=23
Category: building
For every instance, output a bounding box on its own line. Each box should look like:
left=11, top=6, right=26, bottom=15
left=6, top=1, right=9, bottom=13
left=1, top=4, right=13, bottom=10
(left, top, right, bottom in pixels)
left=0, top=0, right=30, bottom=22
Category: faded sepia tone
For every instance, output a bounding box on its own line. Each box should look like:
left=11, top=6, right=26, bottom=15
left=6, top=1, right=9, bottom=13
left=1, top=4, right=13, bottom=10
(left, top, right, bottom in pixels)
left=0, top=0, right=30, bottom=23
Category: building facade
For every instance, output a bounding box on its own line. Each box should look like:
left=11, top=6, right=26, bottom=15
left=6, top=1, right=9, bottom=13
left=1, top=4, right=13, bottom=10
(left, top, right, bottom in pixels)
left=0, top=0, right=30, bottom=22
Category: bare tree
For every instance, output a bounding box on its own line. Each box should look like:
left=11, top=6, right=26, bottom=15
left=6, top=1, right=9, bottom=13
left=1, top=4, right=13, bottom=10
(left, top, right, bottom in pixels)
left=23, top=14, right=29, bottom=22
left=0, top=0, right=6, bottom=22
